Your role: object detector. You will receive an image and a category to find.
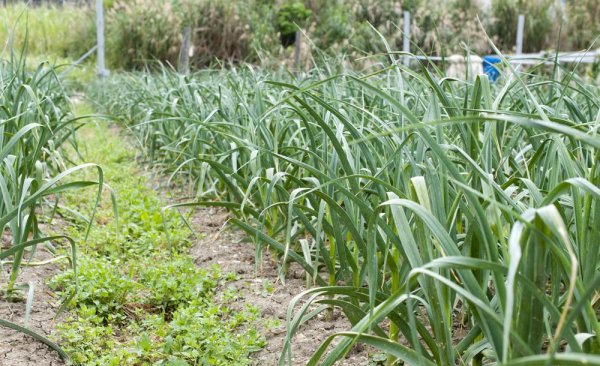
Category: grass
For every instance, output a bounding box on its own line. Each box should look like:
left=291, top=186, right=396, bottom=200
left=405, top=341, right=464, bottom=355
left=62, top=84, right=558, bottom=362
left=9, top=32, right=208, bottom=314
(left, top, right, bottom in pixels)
left=0, top=4, right=97, bottom=92
left=48, top=113, right=265, bottom=365
left=88, top=57, right=600, bottom=365
left=0, top=4, right=94, bottom=61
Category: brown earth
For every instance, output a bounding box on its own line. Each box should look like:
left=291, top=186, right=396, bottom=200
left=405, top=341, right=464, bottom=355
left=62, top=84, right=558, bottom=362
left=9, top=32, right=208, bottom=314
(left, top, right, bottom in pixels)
left=189, top=206, right=372, bottom=366
left=0, top=236, right=66, bottom=366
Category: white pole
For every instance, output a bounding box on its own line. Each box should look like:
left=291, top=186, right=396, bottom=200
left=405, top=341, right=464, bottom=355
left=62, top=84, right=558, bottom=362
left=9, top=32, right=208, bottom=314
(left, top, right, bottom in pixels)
left=293, top=30, right=301, bottom=73
left=96, top=0, right=108, bottom=77
left=179, top=26, right=191, bottom=74
left=516, top=14, right=525, bottom=55
left=402, top=11, right=410, bottom=66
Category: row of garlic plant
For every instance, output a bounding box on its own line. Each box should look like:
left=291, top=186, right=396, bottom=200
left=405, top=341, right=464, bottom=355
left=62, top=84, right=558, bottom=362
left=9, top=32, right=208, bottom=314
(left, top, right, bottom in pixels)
left=90, top=61, right=600, bottom=365
left=0, top=51, right=102, bottom=359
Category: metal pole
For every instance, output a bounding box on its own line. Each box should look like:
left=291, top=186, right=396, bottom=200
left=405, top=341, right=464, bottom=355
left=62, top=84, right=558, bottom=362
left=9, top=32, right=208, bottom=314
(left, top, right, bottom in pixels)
left=516, top=14, right=525, bottom=55
left=403, top=11, right=410, bottom=66
left=179, top=26, right=191, bottom=74
left=96, top=0, right=108, bottom=77
left=293, top=30, right=301, bottom=73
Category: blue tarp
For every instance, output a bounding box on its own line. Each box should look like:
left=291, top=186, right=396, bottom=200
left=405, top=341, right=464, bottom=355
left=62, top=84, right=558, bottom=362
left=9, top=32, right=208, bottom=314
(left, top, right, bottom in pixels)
left=483, top=55, right=501, bottom=82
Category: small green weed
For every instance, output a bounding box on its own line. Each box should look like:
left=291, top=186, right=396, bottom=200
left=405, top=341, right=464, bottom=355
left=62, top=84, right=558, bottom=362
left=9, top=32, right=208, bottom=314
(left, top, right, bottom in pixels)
left=138, top=258, right=220, bottom=311
left=49, top=118, right=265, bottom=365
left=50, top=256, right=135, bottom=322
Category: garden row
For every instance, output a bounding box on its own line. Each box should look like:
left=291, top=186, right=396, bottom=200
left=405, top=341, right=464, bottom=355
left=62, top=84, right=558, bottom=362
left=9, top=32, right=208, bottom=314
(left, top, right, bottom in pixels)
left=0, top=51, right=101, bottom=355
left=1, top=51, right=266, bottom=365
left=90, top=58, right=600, bottom=365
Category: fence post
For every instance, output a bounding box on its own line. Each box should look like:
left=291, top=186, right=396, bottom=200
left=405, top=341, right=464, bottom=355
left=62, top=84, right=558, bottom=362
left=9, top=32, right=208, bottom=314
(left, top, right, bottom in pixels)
left=179, top=26, right=191, bottom=74
left=516, top=14, right=525, bottom=55
left=96, top=0, right=108, bottom=77
left=403, top=11, right=410, bottom=66
left=293, top=30, right=302, bottom=73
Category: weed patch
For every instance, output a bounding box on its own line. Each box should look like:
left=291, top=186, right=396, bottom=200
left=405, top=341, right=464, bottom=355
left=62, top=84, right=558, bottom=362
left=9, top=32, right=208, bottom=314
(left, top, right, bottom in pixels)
left=50, top=114, right=265, bottom=365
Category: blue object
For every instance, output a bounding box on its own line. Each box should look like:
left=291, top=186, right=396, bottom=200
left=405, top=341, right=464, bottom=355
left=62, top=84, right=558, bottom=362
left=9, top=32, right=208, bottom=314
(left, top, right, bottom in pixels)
left=483, top=55, right=501, bottom=82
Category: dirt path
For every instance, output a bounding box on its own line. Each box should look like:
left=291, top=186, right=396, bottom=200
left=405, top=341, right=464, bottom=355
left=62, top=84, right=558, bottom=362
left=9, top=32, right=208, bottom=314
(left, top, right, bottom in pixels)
left=0, top=243, right=65, bottom=366
left=190, top=207, right=371, bottom=366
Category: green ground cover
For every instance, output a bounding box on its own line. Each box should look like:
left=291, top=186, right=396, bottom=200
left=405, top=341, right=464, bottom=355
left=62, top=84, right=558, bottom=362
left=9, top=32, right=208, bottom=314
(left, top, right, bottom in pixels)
left=46, top=113, right=265, bottom=365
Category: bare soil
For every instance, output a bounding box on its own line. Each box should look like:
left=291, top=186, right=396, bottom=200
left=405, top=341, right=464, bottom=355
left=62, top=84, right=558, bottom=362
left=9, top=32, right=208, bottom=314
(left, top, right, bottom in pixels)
left=0, top=237, right=66, bottom=366
left=0, top=205, right=373, bottom=366
left=189, top=206, right=372, bottom=366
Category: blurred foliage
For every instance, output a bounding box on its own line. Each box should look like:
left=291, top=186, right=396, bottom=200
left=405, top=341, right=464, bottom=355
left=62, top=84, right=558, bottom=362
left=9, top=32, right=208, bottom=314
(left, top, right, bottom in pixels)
left=0, top=4, right=95, bottom=59
left=1, top=0, right=599, bottom=70
left=490, top=0, right=560, bottom=53
left=106, top=0, right=274, bottom=69
left=277, top=2, right=311, bottom=36
left=106, top=0, right=181, bottom=69
left=565, top=0, right=600, bottom=50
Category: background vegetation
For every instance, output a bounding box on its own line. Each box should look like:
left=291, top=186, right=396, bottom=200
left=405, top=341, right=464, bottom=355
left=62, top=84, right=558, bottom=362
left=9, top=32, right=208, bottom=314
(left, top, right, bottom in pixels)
left=2, top=0, right=599, bottom=71
left=0, top=5, right=95, bottom=59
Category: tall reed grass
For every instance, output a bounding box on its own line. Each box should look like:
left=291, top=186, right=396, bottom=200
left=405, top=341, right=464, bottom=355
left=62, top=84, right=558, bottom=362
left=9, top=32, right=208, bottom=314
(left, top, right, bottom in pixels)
left=91, top=58, right=600, bottom=365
